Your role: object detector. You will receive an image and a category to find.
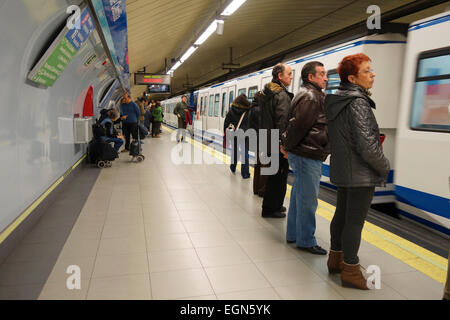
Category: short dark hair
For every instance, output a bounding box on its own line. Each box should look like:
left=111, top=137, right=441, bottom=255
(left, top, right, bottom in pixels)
left=109, top=109, right=118, bottom=119
left=272, top=63, right=286, bottom=81
left=301, top=61, right=324, bottom=83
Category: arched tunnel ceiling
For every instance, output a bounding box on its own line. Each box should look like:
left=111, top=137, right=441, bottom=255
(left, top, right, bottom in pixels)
left=126, top=0, right=450, bottom=98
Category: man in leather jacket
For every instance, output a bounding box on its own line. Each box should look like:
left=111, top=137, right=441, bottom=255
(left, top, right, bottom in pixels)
left=282, top=61, right=330, bottom=255
left=261, top=63, right=293, bottom=218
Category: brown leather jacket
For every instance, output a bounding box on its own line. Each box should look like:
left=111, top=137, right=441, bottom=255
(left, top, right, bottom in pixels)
left=282, top=82, right=330, bottom=161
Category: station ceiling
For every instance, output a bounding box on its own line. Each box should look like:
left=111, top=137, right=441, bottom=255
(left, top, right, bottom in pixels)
left=126, top=0, right=449, bottom=98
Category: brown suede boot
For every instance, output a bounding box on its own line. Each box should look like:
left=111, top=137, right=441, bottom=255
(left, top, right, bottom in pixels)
left=327, top=250, right=344, bottom=274
left=341, top=262, right=370, bottom=290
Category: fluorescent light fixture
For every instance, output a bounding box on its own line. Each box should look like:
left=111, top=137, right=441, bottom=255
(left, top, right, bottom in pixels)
left=221, top=0, right=247, bottom=16
left=195, top=20, right=220, bottom=45
left=180, top=46, right=198, bottom=63
left=169, top=61, right=182, bottom=72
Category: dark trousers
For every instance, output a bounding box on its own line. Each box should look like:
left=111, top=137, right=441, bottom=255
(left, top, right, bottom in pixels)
left=253, top=152, right=269, bottom=196
left=177, top=118, right=187, bottom=142
left=152, top=122, right=161, bottom=136
left=230, top=137, right=250, bottom=178
left=330, top=186, right=375, bottom=264
left=262, top=155, right=289, bottom=214
left=122, top=122, right=138, bottom=150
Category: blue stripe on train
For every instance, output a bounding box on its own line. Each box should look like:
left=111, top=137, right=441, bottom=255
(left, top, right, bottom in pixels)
left=319, top=181, right=394, bottom=196
left=409, top=14, right=450, bottom=31
left=395, top=185, right=450, bottom=219
left=318, top=165, right=394, bottom=184
left=397, top=209, right=450, bottom=236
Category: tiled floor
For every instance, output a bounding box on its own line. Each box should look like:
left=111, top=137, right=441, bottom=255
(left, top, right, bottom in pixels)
left=0, top=128, right=446, bottom=300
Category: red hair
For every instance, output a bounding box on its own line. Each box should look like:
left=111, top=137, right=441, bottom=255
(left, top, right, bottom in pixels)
left=337, top=53, right=371, bottom=83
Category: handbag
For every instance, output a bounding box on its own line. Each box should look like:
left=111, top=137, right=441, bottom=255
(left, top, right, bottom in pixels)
left=223, top=112, right=246, bottom=149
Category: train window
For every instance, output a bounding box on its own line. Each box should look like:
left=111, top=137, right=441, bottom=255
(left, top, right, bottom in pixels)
left=248, top=86, right=258, bottom=103
left=325, top=70, right=340, bottom=94
left=202, top=96, right=206, bottom=116
left=221, top=92, right=227, bottom=117
left=208, top=95, right=214, bottom=116
left=229, top=90, right=234, bottom=110
left=214, top=94, right=220, bottom=117
left=238, top=88, right=246, bottom=97
left=200, top=97, right=203, bottom=115
left=410, top=48, right=450, bottom=133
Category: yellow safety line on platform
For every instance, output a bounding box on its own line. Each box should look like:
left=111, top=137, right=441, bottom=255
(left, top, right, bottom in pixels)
left=0, top=155, right=87, bottom=245
left=163, top=125, right=447, bottom=283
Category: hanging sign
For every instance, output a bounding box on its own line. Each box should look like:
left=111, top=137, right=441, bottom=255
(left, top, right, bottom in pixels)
left=135, top=74, right=171, bottom=86
left=27, top=6, right=95, bottom=87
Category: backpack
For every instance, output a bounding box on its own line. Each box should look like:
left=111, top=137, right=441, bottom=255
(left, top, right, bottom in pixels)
left=92, top=121, right=106, bottom=139
left=246, top=89, right=275, bottom=154
left=247, top=89, right=275, bottom=132
left=98, top=108, right=110, bottom=124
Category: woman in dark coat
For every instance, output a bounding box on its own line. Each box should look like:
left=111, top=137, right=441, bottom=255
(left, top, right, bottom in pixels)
left=223, top=94, right=251, bottom=179
left=324, top=53, right=390, bottom=290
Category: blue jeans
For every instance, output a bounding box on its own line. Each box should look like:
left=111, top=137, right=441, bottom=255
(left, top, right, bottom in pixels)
left=286, top=153, right=322, bottom=247
left=102, top=137, right=123, bottom=152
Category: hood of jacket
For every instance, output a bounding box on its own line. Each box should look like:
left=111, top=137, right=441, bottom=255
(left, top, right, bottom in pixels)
left=325, top=83, right=375, bottom=121
left=264, top=79, right=291, bottom=96
left=230, top=102, right=250, bottom=110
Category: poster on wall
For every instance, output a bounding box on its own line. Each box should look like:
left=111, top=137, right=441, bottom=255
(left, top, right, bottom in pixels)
left=27, top=6, right=95, bottom=87
left=91, top=0, right=130, bottom=91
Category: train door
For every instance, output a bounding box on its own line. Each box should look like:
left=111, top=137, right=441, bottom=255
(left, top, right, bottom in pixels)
left=209, top=91, right=221, bottom=132
left=220, top=85, right=236, bottom=134
left=201, top=92, right=208, bottom=133
left=261, top=75, right=271, bottom=89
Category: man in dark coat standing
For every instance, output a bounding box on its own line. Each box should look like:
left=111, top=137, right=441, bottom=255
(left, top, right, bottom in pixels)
left=261, top=63, right=293, bottom=218
left=282, top=61, right=330, bottom=255
left=173, top=95, right=189, bottom=142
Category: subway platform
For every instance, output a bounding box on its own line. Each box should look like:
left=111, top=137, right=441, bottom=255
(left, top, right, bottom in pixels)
left=0, top=125, right=447, bottom=300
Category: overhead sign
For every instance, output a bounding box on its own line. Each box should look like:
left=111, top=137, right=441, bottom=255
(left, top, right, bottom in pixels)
left=27, top=6, right=95, bottom=87
left=91, top=0, right=130, bottom=90
left=135, top=74, right=171, bottom=86
left=147, top=84, right=171, bottom=94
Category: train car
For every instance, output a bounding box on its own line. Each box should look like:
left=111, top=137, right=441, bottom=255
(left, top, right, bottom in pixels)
left=394, top=12, right=450, bottom=236
left=161, top=96, right=182, bottom=128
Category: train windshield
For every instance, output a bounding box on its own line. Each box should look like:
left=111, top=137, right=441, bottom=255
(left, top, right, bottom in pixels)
left=410, top=49, right=450, bottom=132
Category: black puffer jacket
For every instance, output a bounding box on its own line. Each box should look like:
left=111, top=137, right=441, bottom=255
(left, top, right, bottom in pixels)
left=324, top=83, right=390, bottom=187
left=224, top=103, right=250, bottom=132
left=282, top=82, right=330, bottom=161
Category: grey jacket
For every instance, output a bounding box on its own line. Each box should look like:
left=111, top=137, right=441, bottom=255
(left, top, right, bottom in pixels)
left=324, top=83, right=390, bottom=187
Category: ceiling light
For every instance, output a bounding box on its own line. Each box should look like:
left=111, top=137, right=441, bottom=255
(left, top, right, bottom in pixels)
left=180, top=46, right=198, bottom=63
left=169, top=61, right=182, bottom=72
left=221, top=0, right=247, bottom=16
left=194, top=20, right=219, bottom=45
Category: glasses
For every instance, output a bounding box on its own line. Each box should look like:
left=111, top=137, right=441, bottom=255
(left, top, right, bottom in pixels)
left=358, top=69, right=374, bottom=75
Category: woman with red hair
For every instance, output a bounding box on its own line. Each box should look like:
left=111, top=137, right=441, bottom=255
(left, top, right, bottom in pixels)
left=324, top=53, right=390, bottom=290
